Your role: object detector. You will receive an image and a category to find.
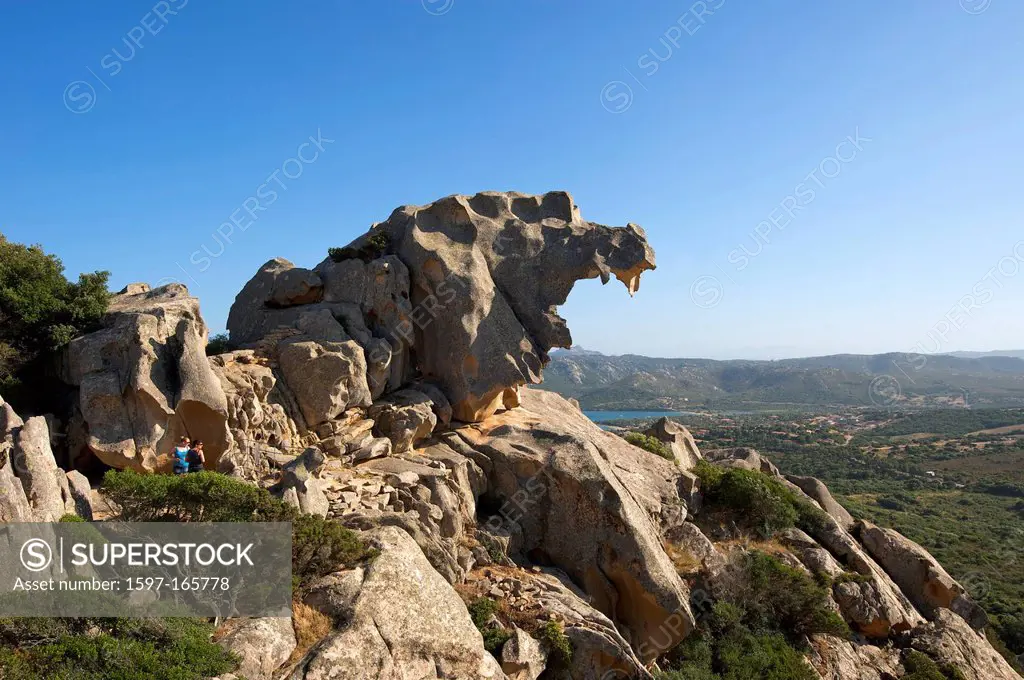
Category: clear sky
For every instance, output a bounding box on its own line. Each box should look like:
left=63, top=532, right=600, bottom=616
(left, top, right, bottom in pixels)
left=2, top=1, right=1022, bottom=360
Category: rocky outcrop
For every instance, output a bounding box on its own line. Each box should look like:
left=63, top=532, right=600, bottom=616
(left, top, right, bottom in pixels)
left=910, top=609, right=1021, bottom=680
left=290, top=526, right=506, bottom=679
left=809, top=636, right=902, bottom=680
left=858, top=520, right=987, bottom=629
left=274, top=447, right=330, bottom=517
left=500, top=628, right=546, bottom=680
left=786, top=474, right=856, bottom=531
left=217, top=617, right=297, bottom=680
left=0, top=397, right=87, bottom=522
left=643, top=417, right=703, bottom=469
left=62, top=284, right=231, bottom=472
left=368, top=389, right=438, bottom=453
left=454, top=388, right=695, bottom=661
left=361, top=191, right=655, bottom=421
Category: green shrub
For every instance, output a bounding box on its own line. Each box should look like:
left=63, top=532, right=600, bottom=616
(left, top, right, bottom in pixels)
left=0, top=617, right=237, bottom=679
left=902, top=650, right=967, bottom=680
left=205, top=332, right=235, bottom=356
left=59, top=513, right=84, bottom=523
left=466, top=597, right=511, bottom=656
left=102, top=470, right=373, bottom=589
left=538, top=620, right=573, bottom=667
left=694, top=460, right=724, bottom=491
left=328, top=231, right=391, bottom=263
left=292, top=514, right=376, bottom=589
left=624, top=432, right=674, bottom=460
left=707, top=468, right=799, bottom=535
left=102, top=470, right=292, bottom=523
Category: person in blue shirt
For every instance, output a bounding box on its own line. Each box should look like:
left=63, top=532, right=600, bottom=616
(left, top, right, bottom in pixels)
left=172, top=436, right=191, bottom=475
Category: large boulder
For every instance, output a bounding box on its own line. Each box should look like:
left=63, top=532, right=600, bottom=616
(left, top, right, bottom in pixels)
left=909, top=609, right=1022, bottom=680
left=643, top=417, right=703, bottom=469
left=62, top=284, right=231, bottom=472
left=226, top=258, right=323, bottom=343
left=0, top=397, right=33, bottom=522
left=289, top=526, right=506, bottom=679
left=809, top=636, right=903, bottom=680
left=340, top=191, right=655, bottom=421
left=368, top=389, right=438, bottom=453
left=216, top=617, right=297, bottom=680
left=858, top=521, right=987, bottom=629
left=453, top=388, right=695, bottom=662
left=277, top=334, right=372, bottom=428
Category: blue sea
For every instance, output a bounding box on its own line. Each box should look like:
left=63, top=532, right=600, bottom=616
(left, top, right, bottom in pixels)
left=583, top=410, right=692, bottom=423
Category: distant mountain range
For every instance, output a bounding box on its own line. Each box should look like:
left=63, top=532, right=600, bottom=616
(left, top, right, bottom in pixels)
left=542, top=348, right=1024, bottom=410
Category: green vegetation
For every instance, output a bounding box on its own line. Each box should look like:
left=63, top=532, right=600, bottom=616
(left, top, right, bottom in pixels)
left=697, top=465, right=829, bottom=538
left=694, top=407, right=1024, bottom=665
left=327, top=230, right=391, bottom=263
left=658, top=552, right=846, bottom=679
left=901, top=650, right=967, bottom=680
left=205, top=332, right=234, bottom=356
left=102, top=470, right=289, bottom=523
left=538, top=620, right=573, bottom=667
left=0, top=236, right=110, bottom=412
left=467, top=597, right=511, bottom=656
left=0, top=617, right=236, bottom=680
left=58, top=513, right=85, bottom=523
left=102, top=470, right=373, bottom=590
left=624, top=431, right=673, bottom=460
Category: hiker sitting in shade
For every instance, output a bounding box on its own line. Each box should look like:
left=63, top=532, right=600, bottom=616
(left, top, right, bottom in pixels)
left=188, top=440, right=206, bottom=473
left=172, top=436, right=191, bottom=475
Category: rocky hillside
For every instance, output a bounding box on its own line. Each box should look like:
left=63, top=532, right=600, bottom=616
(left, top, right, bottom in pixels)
left=544, top=348, right=1024, bottom=409
left=2, top=191, right=1020, bottom=679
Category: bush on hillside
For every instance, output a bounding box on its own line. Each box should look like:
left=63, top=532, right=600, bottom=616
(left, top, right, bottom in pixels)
left=902, top=650, right=967, bottom=680
left=0, top=617, right=237, bottom=680
left=205, top=332, right=235, bottom=356
left=467, top=597, right=512, bottom=656
left=101, top=470, right=374, bottom=589
left=102, top=470, right=290, bottom=523
left=538, top=620, right=573, bottom=667
left=624, top=432, right=674, bottom=460
left=0, top=236, right=110, bottom=412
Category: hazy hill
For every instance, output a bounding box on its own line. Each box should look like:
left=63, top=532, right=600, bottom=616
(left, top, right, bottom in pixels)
left=543, top=348, right=1024, bottom=410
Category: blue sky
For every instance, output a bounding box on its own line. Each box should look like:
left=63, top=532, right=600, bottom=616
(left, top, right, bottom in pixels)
left=2, top=0, right=1022, bottom=359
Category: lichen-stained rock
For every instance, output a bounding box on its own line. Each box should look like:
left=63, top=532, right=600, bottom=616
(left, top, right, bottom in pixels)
left=62, top=284, right=231, bottom=472
left=64, top=470, right=95, bottom=521
left=858, top=520, right=987, bottom=629
left=289, top=526, right=506, bottom=680
left=786, top=475, right=856, bottom=531
left=454, top=388, right=694, bottom=661
left=216, top=617, right=297, bottom=680
left=336, top=191, right=655, bottom=422
left=909, top=609, right=1023, bottom=680
left=643, top=417, right=703, bottom=470
left=500, top=627, right=546, bottom=680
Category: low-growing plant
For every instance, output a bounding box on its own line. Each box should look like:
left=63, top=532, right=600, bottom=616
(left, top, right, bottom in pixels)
left=205, top=332, right=235, bottom=356
left=102, top=470, right=292, bottom=523
left=537, top=620, right=573, bottom=667
left=707, top=468, right=799, bottom=536
left=58, top=513, right=84, bottom=523
left=624, top=432, right=674, bottom=461
left=902, top=650, right=968, bottom=680
left=0, top=617, right=238, bottom=679
left=466, top=597, right=511, bottom=656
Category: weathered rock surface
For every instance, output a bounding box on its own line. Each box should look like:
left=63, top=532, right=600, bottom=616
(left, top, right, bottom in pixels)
left=277, top=332, right=372, bottom=428
left=217, top=617, right=297, bottom=680
left=349, top=191, right=655, bottom=421
left=368, top=388, right=438, bottom=453
left=454, top=388, right=695, bottom=661
left=290, top=526, right=506, bottom=680
left=12, top=416, right=69, bottom=522
left=0, top=397, right=33, bottom=522
left=64, top=470, right=95, bottom=520
left=62, top=284, right=231, bottom=471
left=910, top=609, right=1022, bottom=680
left=500, top=627, right=546, bottom=680
left=786, top=474, right=856, bottom=531
left=809, top=636, right=902, bottom=680
left=274, top=447, right=330, bottom=517
left=858, top=520, right=987, bottom=629
left=643, top=417, right=703, bottom=469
